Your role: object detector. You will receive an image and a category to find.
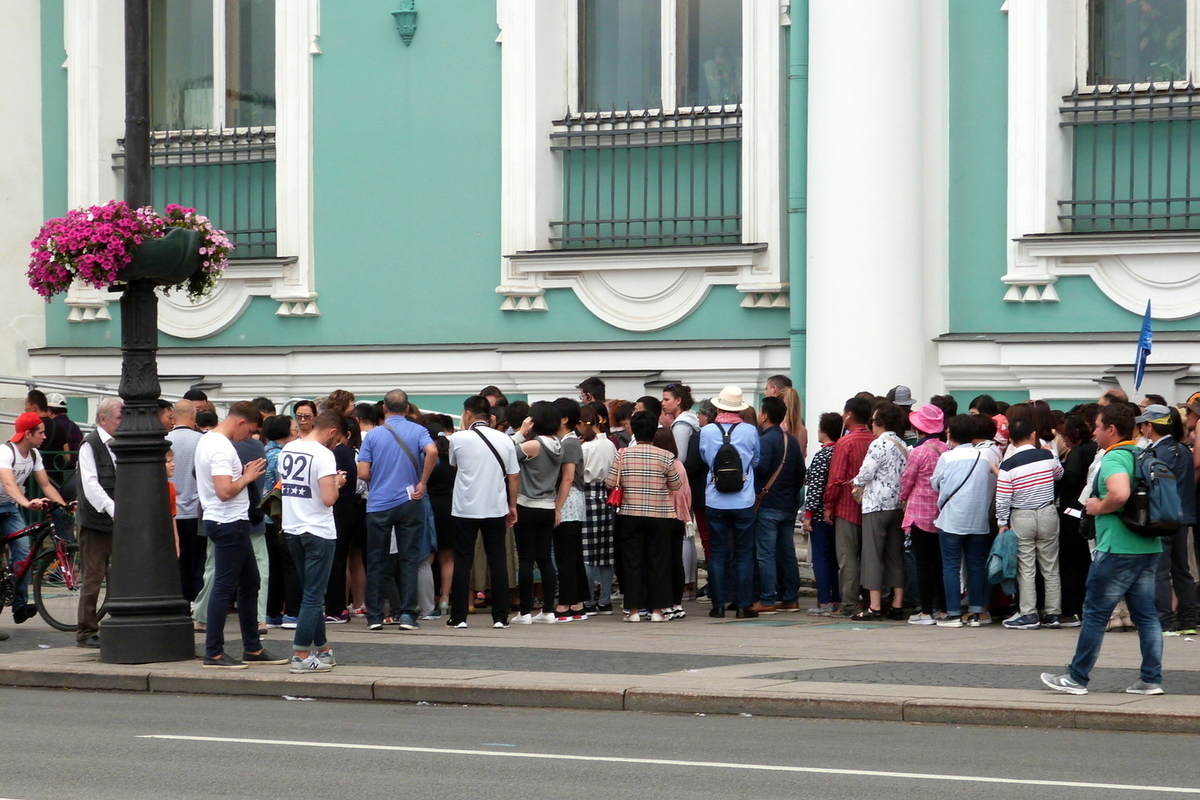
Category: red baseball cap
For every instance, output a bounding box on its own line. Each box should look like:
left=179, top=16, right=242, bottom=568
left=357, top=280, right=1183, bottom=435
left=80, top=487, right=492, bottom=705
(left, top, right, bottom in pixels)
left=10, top=412, right=43, bottom=443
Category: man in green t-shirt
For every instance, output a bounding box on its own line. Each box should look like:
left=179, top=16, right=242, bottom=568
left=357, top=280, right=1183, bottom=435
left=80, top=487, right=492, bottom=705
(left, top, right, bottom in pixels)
left=1041, top=403, right=1164, bottom=696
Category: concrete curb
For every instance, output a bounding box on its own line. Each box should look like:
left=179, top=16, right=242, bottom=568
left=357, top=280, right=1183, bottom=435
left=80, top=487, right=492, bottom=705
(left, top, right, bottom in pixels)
left=1, top=663, right=1196, bottom=734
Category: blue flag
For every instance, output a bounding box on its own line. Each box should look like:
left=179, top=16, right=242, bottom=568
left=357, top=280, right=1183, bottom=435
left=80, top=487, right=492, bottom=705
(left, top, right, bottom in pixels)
left=1134, top=300, right=1152, bottom=391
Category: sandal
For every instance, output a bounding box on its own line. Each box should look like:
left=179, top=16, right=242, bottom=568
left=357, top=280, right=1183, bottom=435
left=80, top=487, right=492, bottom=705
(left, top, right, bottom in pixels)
left=850, top=608, right=883, bottom=621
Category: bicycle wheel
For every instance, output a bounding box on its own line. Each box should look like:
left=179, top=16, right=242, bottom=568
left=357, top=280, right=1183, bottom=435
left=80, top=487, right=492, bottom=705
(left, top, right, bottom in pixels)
left=33, top=544, right=99, bottom=632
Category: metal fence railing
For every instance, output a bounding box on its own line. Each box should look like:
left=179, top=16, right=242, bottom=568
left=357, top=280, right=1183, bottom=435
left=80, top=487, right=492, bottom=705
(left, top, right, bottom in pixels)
left=549, top=105, right=742, bottom=249
left=1060, top=82, right=1200, bottom=232
left=114, top=127, right=277, bottom=258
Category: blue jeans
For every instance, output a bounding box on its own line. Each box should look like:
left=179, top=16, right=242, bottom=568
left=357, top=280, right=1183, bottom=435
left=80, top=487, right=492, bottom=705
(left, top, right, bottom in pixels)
left=1068, top=551, right=1162, bottom=687
left=0, top=503, right=30, bottom=610
left=809, top=520, right=841, bottom=605
left=203, top=519, right=262, bottom=659
left=756, top=507, right=799, bottom=605
left=706, top=505, right=757, bottom=609
left=365, top=499, right=422, bottom=624
left=938, top=531, right=991, bottom=615
left=287, top=533, right=335, bottom=650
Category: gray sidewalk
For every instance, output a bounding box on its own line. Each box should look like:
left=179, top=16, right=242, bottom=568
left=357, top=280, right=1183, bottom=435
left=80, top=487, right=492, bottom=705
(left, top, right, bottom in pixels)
left=2, top=602, right=1198, bottom=732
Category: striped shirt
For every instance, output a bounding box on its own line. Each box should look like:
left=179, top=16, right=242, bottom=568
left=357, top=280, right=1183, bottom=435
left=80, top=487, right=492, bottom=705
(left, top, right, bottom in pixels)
left=605, top=443, right=683, bottom=519
left=995, top=444, right=1063, bottom=526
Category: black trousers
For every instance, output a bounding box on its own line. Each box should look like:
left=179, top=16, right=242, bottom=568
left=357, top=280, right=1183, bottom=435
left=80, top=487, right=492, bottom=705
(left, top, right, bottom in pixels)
left=553, top=521, right=585, bottom=607
left=264, top=521, right=301, bottom=618
left=910, top=525, right=944, bottom=615
left=451, top=515, right=510, bottom=624
left=617, top=514, right=672, bottom=612
left=176, top=517, right=205, bottom=603
left=1157, top=525, right=1199, bottom=630
left=514, top=506, right=556, bottom=615
left=1058, top=513, right=1091, bottom=618
left=325, top=499, right=365, bottom=613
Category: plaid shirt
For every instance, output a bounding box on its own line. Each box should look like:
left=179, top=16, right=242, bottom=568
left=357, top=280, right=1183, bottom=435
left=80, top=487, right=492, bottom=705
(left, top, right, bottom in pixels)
left=900, top=436, right=948, bottom=532
left=605, top=443, right=682, bottom=519
left=824, top=425, right=874, bottom=526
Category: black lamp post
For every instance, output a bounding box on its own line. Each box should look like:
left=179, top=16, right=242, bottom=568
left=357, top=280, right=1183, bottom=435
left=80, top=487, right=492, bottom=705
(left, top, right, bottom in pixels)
left=99, top=0, right=195, bottom=664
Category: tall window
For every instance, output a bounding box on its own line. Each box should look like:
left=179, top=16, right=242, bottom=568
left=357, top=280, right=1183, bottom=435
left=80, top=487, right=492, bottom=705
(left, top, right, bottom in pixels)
left=579, top=0, right=742, bottom=112
left=1089, top=0, right=1186, bottom=85
left=677, top=0, right=742, bottom=107
left=150, top=0, right=275, bottom=130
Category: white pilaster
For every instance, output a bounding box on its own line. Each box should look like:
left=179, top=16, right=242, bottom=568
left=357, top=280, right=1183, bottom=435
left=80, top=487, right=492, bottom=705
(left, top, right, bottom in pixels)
left=806, top=0, right=930, bottom=422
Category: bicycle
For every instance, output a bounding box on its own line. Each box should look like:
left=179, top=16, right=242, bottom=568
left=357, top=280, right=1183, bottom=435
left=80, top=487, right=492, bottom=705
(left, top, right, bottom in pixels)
left=0, top=501, right=97, bottom=632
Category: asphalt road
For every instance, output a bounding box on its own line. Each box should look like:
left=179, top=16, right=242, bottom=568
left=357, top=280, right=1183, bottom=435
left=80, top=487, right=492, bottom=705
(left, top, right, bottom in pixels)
left=2, top=687, right=1198, bottom=800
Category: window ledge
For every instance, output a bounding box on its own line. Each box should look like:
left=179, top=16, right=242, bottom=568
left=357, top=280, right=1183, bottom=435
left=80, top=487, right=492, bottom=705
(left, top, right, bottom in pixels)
left=498, top=243, right=785, bottom=330
left=1005, top=232, right=1200, bottom=318
left=66, top=255, right=319, bottom=337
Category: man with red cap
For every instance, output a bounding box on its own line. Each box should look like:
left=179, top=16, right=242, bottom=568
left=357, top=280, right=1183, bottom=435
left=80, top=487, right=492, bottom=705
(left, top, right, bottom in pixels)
left=0, top=412, right=71, bottom=630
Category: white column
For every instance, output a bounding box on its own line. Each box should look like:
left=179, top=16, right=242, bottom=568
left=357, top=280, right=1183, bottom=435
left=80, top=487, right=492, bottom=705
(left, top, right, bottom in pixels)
left=0, top=0, right=47, bottom=407
left=806, top=0, right=931, bottom=424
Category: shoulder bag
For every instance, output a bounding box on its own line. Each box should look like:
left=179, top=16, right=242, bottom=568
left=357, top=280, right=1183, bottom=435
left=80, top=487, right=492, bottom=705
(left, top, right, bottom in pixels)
left=755, top=433, right=788, bottom=511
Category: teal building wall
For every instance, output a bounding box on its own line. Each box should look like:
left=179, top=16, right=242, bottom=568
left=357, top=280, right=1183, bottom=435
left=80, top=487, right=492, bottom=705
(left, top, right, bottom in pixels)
left=39, top=1, right=789, bottom=351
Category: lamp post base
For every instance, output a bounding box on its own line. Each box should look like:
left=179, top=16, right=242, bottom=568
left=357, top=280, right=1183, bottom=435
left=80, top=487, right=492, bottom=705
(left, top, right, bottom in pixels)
left=100, top=605, right=195, bottom=664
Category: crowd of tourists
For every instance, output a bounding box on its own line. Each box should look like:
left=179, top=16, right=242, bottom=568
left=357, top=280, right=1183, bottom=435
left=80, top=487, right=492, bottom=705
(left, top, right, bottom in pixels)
left=1, top=377, right=1196, bottom=695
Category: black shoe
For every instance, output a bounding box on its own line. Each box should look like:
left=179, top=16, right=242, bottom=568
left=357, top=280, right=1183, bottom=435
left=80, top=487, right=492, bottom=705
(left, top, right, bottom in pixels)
left=202, top=653, right=247, bottom=669
left=597, top=603, right=614, bottom=615
left=13, top=604, right=37, bottom=624
left=76, top=635, right=100, bottom=648
left=735, top=608, right=760, bottom=619
left=886, top=608, right=906, bottom=621
left=242, top=648, right=288, bottom=665
left=708, top=608, right=726, bottom=618
left=726, top=602, right=739, bottom=611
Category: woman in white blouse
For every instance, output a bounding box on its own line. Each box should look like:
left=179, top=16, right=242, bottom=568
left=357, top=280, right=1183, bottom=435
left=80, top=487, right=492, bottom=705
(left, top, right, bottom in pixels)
left=850, top=401, right=910, bottom=621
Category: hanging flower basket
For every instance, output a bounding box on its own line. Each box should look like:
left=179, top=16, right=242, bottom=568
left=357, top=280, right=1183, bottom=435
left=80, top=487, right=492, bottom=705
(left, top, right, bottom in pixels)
left=27, top=200, right=232, bottom=303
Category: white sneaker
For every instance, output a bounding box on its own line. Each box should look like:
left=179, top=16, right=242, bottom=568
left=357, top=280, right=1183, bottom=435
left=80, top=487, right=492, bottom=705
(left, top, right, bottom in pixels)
left=289, top=655, right=332, bottom=674
left=532, top=612, right=557, bottom=624
left=650, top=611, right=667, bottom=623
left=492, top=621, right=509, bottom=629
left=511, top=613, right=533, bottom=625
left=907, top=613, right=935, bottom=625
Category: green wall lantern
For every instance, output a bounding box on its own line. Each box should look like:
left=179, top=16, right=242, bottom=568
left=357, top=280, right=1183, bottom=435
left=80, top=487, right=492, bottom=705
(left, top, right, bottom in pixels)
left=393, top=0, right=417, bottom=46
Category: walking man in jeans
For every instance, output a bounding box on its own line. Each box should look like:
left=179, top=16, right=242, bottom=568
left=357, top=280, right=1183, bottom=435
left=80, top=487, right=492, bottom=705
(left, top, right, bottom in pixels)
left=196, top=401, right=285, bottom=669
left=1042, top=403, right=1164, bottom=695
left=281, top=410, right=348, bottom=673
left=357, top=389, right=437, bottom=631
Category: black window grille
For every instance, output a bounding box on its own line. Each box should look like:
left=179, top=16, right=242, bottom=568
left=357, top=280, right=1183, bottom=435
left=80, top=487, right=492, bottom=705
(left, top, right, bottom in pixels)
left=550, top=106, right=742, bottom=249
left=115, top=127, right=277, bottom=257
left=1061, top=82, right=1200, bottom=232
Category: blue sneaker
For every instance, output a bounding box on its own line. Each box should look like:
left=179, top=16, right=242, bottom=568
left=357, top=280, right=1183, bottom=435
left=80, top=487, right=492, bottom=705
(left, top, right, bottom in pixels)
left=398, top=614, right=420, bottom=631
left=265, top=616, right=284, bottom=628
left=280, top=615, right=299, bottom=629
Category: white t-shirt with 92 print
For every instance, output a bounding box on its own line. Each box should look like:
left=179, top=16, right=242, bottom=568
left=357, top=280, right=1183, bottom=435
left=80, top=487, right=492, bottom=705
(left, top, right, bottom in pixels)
left=279, top=439, right=338, bottom=539
left=195, top=431, right=247, bottom=524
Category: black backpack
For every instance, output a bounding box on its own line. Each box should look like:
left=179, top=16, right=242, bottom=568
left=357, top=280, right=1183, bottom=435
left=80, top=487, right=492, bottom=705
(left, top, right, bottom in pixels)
left=710, top=422, right=745, bottom=493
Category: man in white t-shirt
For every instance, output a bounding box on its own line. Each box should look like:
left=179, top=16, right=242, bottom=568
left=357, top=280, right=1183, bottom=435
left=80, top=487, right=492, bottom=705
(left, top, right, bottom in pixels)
left=446, top=395, right=519, bottom=629
left=0, top=412, right=70, bottom=632
left=194, top=401, right=285, bottom=669
left=281, top=410, right=348, bottom=673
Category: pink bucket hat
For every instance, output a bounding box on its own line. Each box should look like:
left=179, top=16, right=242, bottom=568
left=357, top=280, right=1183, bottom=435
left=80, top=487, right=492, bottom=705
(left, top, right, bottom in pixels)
left=909, top=404, right=944, bottom=435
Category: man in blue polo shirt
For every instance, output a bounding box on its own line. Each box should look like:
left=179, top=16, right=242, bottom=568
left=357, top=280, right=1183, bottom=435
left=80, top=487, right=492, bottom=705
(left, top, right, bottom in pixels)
left=357, top=389, right=437, bottom=631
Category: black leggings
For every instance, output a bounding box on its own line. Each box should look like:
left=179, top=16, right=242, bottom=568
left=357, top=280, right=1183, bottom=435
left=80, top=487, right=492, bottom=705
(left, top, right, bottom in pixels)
left=910, top=526, right=944, bottom=615
left=515, top=505, right=556, bottom=615
left=553, top=521, right=585, bottom=607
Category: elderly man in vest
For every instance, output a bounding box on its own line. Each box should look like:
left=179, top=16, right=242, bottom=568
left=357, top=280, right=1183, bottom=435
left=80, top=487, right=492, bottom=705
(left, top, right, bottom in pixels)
left=75, top=398, right=122, bottom=648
